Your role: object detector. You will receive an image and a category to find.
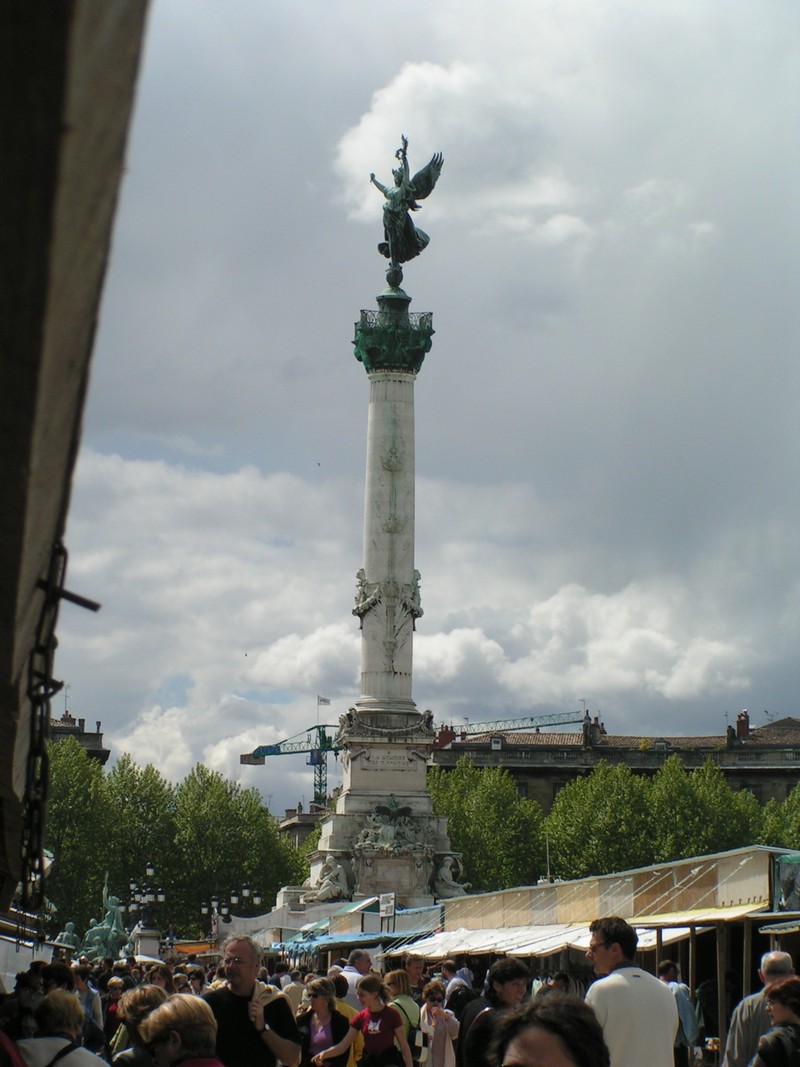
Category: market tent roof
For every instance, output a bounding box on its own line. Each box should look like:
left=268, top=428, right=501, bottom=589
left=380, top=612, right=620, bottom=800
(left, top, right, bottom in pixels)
left=507, top=925, right=588, bottom=957
left=276, top=930, right=385, bottom=952
left=562, top=926, right=705, bottom=954
left=402, top=912, right=757, bottom=960
left=171, top=941, right=215, bottom=955
left=331, top=897, right=379, bottom=915
left=627, top=903, right=768, bottom=926
left=276, top=928, right=435, bottom=954
left=758, top=911, right=800, bottom=935
left=400, top=926, right=566, bottom=958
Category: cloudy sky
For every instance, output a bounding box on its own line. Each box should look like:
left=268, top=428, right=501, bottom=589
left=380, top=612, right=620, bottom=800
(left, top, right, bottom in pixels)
left=58, top=0, right=799, bottom=813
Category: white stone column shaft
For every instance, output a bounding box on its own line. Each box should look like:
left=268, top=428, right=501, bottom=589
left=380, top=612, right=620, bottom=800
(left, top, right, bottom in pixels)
left=358, top=371, right=417, bottom=710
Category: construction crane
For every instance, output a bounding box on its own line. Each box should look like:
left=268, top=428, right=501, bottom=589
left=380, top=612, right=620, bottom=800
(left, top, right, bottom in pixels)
left=240, top=724, right=340, bottom=808
left=434, top=709, right=586, bottom=748
left=241, top=709, right=588, bottom=805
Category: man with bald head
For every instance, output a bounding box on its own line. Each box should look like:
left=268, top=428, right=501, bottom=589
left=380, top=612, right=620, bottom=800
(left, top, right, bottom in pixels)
left=721, top=950, right=794, bottom=1067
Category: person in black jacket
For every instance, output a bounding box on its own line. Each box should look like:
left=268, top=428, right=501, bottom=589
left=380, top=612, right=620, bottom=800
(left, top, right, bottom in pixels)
left=457, top=960, right=528, bottom=1067
left=296, top=979, right=351, bottom=1067
left=752, top=977, right=800, bottom=1067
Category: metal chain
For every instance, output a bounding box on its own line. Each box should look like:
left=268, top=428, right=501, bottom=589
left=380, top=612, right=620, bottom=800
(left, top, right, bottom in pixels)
left=20, top=541, right=68, bottom=912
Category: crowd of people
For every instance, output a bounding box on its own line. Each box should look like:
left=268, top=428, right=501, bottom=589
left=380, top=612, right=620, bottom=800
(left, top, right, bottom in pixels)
left=1, top=919, right=799, bottom=1067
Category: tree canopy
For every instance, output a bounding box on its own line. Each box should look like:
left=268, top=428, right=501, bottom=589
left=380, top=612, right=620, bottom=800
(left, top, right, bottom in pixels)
left=428, top=757, right=545, bottom=891
left=544, top=761, right=652, bottom=879
left=46, top=739, right=778, bottom=941
left=44, top=742, right=305, bottom=938
left=431, top=754, right=771, bottom=886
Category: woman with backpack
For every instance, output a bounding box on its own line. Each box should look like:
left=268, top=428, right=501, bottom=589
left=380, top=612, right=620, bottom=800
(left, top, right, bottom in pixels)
left=384, top=973, right=419, bottom=1047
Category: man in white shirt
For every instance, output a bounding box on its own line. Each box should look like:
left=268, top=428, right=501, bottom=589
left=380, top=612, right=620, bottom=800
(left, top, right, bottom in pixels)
left=341, top=949, right=372, bottom=1008
left=585, top=916, right=678, bottom=1067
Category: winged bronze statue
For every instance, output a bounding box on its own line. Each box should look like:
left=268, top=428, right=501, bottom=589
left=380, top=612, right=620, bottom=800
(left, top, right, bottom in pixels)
left=370, top=135, right=444, bottom=277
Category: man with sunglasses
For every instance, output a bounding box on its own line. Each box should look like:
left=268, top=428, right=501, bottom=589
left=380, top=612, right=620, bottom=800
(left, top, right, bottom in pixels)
left=585, top=917, right=677, bottom=1067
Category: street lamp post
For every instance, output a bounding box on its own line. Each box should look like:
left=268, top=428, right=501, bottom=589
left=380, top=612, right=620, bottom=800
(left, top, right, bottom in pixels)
left=128, top=862, right=166, bottom=959
left=201, top=885, right=263, bottom=944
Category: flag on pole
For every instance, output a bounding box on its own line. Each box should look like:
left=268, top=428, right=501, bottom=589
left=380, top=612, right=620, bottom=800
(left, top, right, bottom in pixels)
left=317, top=695, right=331, bottom=705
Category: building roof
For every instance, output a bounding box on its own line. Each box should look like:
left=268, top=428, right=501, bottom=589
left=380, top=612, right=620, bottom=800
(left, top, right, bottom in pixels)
left=456, top=715, right=800, bottom=752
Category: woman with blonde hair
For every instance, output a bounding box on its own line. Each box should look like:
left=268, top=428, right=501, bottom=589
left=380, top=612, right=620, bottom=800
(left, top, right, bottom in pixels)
left=17, top=989, right=105, bottom=1066
left=112, top=984, right=169, bottom=1065
left=139, top=995, right=223, bottom=1067
left=383, top=972, right=419, bottom=1045
left=296, top=978, right=351, bottom=1067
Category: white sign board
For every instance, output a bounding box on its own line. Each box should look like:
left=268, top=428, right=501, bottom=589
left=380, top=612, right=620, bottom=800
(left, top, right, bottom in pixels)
left=379, top=892, right=396, bottom=918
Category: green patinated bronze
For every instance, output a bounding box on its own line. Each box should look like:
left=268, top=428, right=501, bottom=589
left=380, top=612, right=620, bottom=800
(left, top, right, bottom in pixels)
left=370, top=134, right=443, bottom=290
left=353, top=305, right=434, bottom=374
left=354, top=135, right=441, bottom=373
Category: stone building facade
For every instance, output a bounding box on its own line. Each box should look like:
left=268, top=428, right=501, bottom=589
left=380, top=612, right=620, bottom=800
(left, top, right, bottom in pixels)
left=50, top=710, right=110, bottom=764
left=430, top=710, right=800, bottom=812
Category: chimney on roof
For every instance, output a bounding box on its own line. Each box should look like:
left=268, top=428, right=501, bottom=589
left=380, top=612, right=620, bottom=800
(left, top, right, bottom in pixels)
left=736, top=709, right=750, bottom=740
left=96, top=721, right=101, bottom=733
left=435, top=725, right=456, bottom=750
left=78, top=718, right=85, bottom=732
left=583, top=715, right=604, bottom=747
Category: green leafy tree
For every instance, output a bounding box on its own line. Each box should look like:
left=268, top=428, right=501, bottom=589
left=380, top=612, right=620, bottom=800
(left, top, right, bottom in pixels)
left=46, top=749, right=309, bottom=939
left=759, top=788, right=800, bottom=850
left=172, top=765, right=305, bottom=936
left=102, top=754, right=178, bottom=900
left=544, top=761, right=652, bottom=879
left=299, top=822, right=322, bottom=872
left=688, top=759, right=762, bottom=854
left=44, top=738, right=107, bottom=932
left=650, top=756, right=713, bottom=862
left=758, top=782, right=800, bottom=851
left=428, top=758, right=545, bottom=891
left=760, top=797, right=788, bottom=847
left=650, top=756, right=761, bottom=862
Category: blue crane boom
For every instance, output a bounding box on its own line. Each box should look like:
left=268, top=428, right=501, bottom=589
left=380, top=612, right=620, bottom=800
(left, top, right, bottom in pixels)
left=447, top=710, right=585, bottom=735
left=240, top=710, right=589, bottom=807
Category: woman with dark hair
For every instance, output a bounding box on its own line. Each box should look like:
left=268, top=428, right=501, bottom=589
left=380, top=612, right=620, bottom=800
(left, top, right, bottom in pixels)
left=752, top=977, right=800, bottom=1066
left=296, top=979, right=351, bottom=1067
left=420, top=981, right=458, bottom=1067
left=312, top=975, right=413, bottom=1067
left=491, top=994, right=610, bottom=1067
left=143, top=967, right=175, bottom=995
left=460, top=959, right=529, bottom=1067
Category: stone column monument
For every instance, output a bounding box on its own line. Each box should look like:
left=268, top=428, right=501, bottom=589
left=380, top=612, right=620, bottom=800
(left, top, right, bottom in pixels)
left=307, top=138, right=467, bottom=907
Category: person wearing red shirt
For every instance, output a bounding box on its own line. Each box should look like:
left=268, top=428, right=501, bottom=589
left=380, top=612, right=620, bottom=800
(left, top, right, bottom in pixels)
left=312, top=975, right=412, bottom=1067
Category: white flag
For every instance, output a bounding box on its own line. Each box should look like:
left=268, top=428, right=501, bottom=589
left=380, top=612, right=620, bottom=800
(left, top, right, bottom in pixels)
left=317, top=695, right=331, bottom=705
